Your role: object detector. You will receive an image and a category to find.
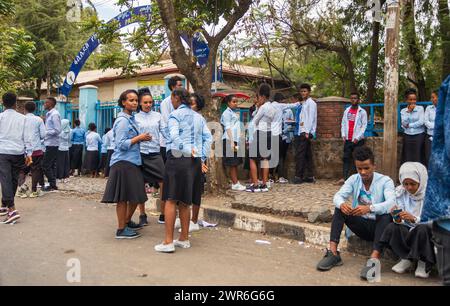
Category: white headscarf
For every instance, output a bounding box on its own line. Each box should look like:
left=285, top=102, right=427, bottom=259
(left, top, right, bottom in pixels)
left=396, top=162, right=428, bottom=200
left=61, top=119, right=70, bottom=134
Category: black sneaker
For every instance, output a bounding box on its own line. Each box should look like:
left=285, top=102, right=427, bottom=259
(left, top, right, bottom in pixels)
left=316, top=249, right=343, bottom=271
left=292, top=177, right=305, bottom=184
left=127, top=220, right=143, bottom=230
left=158, top=214, right=165, bottom=224
left=139, top=214, right=149, bottom=227
left=304, top=177, right=316, bottom=183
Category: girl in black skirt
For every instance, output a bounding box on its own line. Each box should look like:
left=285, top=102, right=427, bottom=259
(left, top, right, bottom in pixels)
left=101, top=89, right=151, bottom=239
left=98, top=128, right=110, bottom=176
left=400, top=89, right=426, bottom=163
left=154, top=89, right=211, bottom=253
left=83, top=123, right=102, bottom=178
left=56, top=119, right=71, bottom=182
left=134, top=87, right=166, bottom=227
left=379, top=162, right=435, bottom=279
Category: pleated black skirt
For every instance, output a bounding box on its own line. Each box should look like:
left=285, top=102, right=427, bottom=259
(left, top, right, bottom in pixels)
left=83, top=150, right=99, bottom=172
left=56, top=150, right=70, bottom=179
left=102, top=161, right=148, bottom=204
left=104, top=149, right=114, bottom=177
left=162, top=151, right=202, bottom=205
left=70, top=144, right=84, bottom=170
left=141, top=153, right=165, bottom=184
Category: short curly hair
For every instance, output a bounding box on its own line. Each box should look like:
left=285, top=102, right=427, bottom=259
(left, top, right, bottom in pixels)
left=353, top=146, right=375, bottom=164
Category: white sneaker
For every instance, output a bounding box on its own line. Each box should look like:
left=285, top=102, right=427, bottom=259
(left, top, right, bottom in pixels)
left=29, top=191, right=43, bottom=198
left=154, top=242, right=175, bottom=253
left=231, top=182, right=246, bottom=191
left=278, top=177, right=289, bottom=184
left=178, top=220, right=200, bottom=233
left=174, top=240, right=191, bottom=249
left=174, top=218, right=181, bottom=229
left=17, top=191, right=28, bottom=198
left=392, top=259, right=412, bottom=274
left=415, top=260, right=430, bottom=278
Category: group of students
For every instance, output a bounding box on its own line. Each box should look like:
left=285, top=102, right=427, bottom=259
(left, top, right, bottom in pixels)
left=100, top=76, right=212, bottom=253
left=221, top=83, right=318, bottom=192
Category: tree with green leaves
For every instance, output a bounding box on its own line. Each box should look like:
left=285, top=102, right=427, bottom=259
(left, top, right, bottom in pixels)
left=0, top=0, right=35, bottom=94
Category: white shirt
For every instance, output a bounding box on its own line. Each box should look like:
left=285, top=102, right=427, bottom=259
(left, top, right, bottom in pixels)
left=159, top=95, right=174, bottom=148
left=220, top=107, right=241, bottom=142
left=299, top=98, right=317, bottom=135
left=396, top=190, right=423, bottom=226
left=85, top=131, right=102, bottom=151
left=424, top=104, right=436, bottom=136
left=135, top=110, right=164, bottom=154
left=341, top=106, right=368, bottom=142
left=24, top=113, right=46, bottom=153
left=104, top=129, right=115, bottom=150
left=271, top=101, right=300, bottom=136
left=0, top=109, right=32, bottom=156
left=253, top=102, right=276, bottom=132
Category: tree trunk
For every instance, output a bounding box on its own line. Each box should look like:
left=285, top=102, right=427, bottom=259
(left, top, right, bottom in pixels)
left=367, top=19, right=381, bottom=103
left=35, top=78, right=42, bottom=100
left=340, top=49, right=358, bottom=94
left=438, top=0, right=450, bottom=79
left=404, top=0, right=427, bottom=100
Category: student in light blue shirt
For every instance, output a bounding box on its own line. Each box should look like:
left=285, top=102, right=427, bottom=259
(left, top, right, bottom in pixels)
left=424, top=90, right=438, bottom=167
left=99, top=127, right=111, bottom=177
left=134, top=88, right=167, bottom=227
left=70, top=119, right=85, bottom=176
left=220, top=94, right=245, bottom=191
left=101, top=89, right=151, bottom=240
left=0, top=92, right=32, bottom=224
left=400, top=88, right=425, bottom=163
left=83, top=123, right=102, bottom=178
left=155, top=89, right=207, bottom=253
left=42, top=97, right=61, bottom=191
left=188, top=93, right=212, bottom=232
left=56, top=119, right=71, bottom=182
left=103, top=126, right=115, bottom=178
left=316, top=146, right=395, bottom=281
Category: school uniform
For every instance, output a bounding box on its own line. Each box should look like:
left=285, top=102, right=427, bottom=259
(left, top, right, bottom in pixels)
left=341, top=106, right=368, bottom=179
left=0, top=109, right=32, bottom=208
left=83, top=131, right=102, bottom=172
left=221, top=107, right=242, bottom=167
left=103, top=129, right=115, bottom=177
left=43, top=108, right=61, bottom=188
left=102, top=112, right=147, bottom=204
left=99, top=134, right=108, bottom=173
left=25, top=113, right=46, bottom=192
left=294, top=98, right=317, bottom=180
left=379, top=163, right=435, bottom=268
left=160, top=95, right=174, bottom=162
left=400, top=105, right=425, bottom=163
left=424, top=104, right=436, bottom=167
left=250, top=101, right=277, bottom=162
left=135, top=110, right=166, bottom=185
left=56, top=122, right=71, bottom=179
left=70, top=126, right=86, bottom=173
left=162, top=104, right=212, bottom=206
left=277, top=109, right=294, bottom=179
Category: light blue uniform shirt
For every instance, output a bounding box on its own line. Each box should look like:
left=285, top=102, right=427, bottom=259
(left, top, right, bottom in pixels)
left=221, top=107, right=241, bottom=143
left=0, top=109, right=32, bottom=156
left=334, top=172, right=396, bottom=219
left=193, top=112, right=213, bottom=162
left=44, top=108, right=61, bottom=147
left=135, top=110, right=165, bottom=154
left=110, top=112, right=141, bottom=167
left=104, top=129, right=115, bottom=150
left=71, top=127, right=86, bottom=145
left=25, top=113, right=46, bottom=153
left=86, top=131, right=102, bottom=151
left=101, top=134, right=108, bottom=154
left=166, top=104, right=194, bottom=157
left=160, top=95, right=174, bottom=147
left=401, top=105, right=425, bottom=135
left=424, top=104, right=436, bottom=136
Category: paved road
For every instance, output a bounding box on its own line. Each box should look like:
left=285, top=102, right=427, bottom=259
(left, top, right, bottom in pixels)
left=0, top=194, right=440, bottom=286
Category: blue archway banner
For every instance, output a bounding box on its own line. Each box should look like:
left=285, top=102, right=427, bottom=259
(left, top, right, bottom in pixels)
left=60, top=5, right=152, bottom=97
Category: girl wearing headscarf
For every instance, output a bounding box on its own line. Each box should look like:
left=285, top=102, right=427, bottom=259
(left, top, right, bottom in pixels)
left=56, top=119, right=71, bottom=182
left=379, top=162, right=435, bottom=278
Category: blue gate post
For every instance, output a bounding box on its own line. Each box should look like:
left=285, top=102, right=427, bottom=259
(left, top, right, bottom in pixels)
left=79, top=85, right=98, bottom=130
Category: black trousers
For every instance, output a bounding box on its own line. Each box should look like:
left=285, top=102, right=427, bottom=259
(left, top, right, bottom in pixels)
left=70, top=144, right=84, bottom=172
left=424, top=136, right=432, bottom=168
left=0, top=154, right=25, bottom=208
left=294, top=133, right=314, bottom=179
left=343, top=139, right=365, bottom=180
left=276, top=139, right=290, bottom=178
left=43, top=146, right=58, bottom=188
left=330, top=207, right=392, bottom=252
left=379, top=223, right=436, bottom=264
left=432, top=222, right=450, bottom=286
left=31, top=155, right=44, bottom=192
